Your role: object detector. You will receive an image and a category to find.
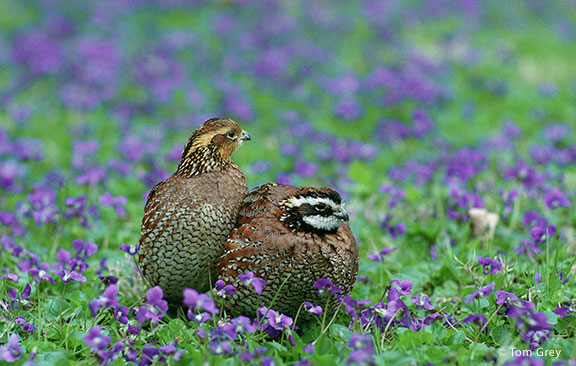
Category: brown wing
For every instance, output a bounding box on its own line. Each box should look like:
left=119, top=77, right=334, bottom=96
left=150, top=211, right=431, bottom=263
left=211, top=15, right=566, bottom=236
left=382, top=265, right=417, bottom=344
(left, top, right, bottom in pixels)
left=220, top=182, right=357, bottom=276
left=138, top=177, right=203, bottom=274
left=138, top=177, right=202, bottom=251
left=218, top=184, right=358, bottom=317
left=139, top=180, right=166, bottom=237
left=138, top=165, right=249, bottom=301
left=235, top=183, right=292, bottom=225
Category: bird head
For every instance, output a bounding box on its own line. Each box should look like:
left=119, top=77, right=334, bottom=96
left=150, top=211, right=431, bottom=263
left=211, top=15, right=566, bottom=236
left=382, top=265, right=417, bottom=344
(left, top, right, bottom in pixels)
left=178, top=117, right=250, bottom=173
left=280, top=187, right=349, bottom=234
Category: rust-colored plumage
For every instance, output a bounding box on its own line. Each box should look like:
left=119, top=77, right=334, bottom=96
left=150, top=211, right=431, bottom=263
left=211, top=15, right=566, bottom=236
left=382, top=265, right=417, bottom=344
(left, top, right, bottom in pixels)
left=218, top=183, right=359, bottom=318
left=138, top=117, right=250, bottom=303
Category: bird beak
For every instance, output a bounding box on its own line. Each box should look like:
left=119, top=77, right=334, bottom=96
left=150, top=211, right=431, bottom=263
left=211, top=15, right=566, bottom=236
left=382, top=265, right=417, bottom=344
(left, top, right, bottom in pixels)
left=240, top=130, right=251, bottom=141
left=334, top=208, right=349, bottom=221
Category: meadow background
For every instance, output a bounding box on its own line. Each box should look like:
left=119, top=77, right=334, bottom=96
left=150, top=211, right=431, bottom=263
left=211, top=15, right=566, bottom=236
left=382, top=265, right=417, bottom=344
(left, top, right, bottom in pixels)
left=1, top=0, right=575, bottom=365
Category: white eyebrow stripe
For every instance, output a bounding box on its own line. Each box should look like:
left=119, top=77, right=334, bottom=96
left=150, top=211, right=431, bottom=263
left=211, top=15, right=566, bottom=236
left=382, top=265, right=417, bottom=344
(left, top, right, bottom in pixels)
left=285, top=196, right=340, bottom=210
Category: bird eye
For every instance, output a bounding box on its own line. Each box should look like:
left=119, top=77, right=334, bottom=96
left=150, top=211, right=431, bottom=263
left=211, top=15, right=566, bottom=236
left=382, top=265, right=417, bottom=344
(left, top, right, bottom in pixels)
left=226, top=130, right=236, bottom=138
left=315, top=203, right=327, bottom=211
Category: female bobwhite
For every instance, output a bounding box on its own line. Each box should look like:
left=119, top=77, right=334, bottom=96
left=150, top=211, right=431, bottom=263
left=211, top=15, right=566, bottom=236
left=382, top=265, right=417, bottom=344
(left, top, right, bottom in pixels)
left=138, top=118, right=250, bottom=303
left=218, top=183, right=358, bottom=319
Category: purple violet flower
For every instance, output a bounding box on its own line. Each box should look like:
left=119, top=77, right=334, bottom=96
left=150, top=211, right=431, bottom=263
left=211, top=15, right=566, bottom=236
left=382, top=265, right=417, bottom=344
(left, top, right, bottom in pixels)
left=133, top=340, right=182, bottom=364
left=25, top=184, right=60, bottom=226
left=445, top=148, right=488, bottom=182
left=250, top=160, right=272, bottom=174
left=314, top=278, right=343, bottom=295
left=63, top=196, right=89, bottom=227
left=223, top=95, right=255, bottom=122
left=465, top=282, right=495, bottom=303
left=503, top=356, right=544, bottom=366
left=334, top=98, right=363, bottom=121
left=0, top=160, right=28, bottom=195
left=83, top=326, right=111, bottom=352
left=522, top=211, right=547, bottom=228
left=360, top=286, right=413, bottom=332
left=133, top=49, right=185, bottom=102
left=379, top=184, right=405, bottom=209
left=557, top=270, right=570, bottom=285
left=238, top=272, right=267, bottom=295
left=444, top=314, right=463, bottom=329
left=529, top=225, right=556, bottom=244
left=499, top=297, right=536, bottom=319
left=347, top=333, right=375, bottom=365
left=20, top=260, right=55, bottom=284
left=280, top=142, right=301, bottom=156
left=0, top=272, right=21, bottom=282
left=411, top=109, right=435, bottom=137
left=231, top=316, right=257, bottom=335
left=0, top=333, right=22, bottom=362
left=521, top=330, right=551, bottom=351
left=534, top=273, right=542, bottom=285
left=128, top=324, right=141, bottom=336
left=276, top=172, right=293, bottom=185
left=75, top=166, right=109, bottom=185
left=379, top=214, right=406, bottom=239
left=543, top=188, right=571, bottom=209
left=504, top=159, right=544, bottom=190
left=477, top=257, right=503, bottom=275
left=209, top=339, right=233, bottom=356
left=510, top=308, right=554, bottom=350
left=12, top=30, right=63, bottom=75
left=183, top=288, right=219, bottom=314
left=7, top=283, right=31, bottom=311
left=89, top=284, right=120, bottom=317
left=114, top=305, right=130, bottom=325
left=411, top=294, right=435, bottom=310
left=461, top=314, right=487, bottom=327
left=72, top=238, right=98, bottom=259
left=99, top=191, right=128, bottom=217
left=120, top=243, right=138, bottom=256
left=511, top=309, right=552, bottom=331
left=215, top=280, right=235, bottom=298
left=303, top=343, right=314, bottom=355
left=15, top=316, right=34, bottom=333
left=293, top=160, right=318, bottom=177
left=552, top=307, right=572, bottom=318
left=303, top=302, right=323, bottom=316
left=515, top=239, right=539, bottom=257
left=257, top=307, right=296, bottom=345
left=136, top=286, right=168, bottom=324
left=239, top=346, right=273, bottom=365
left=390, top=279, right=413, bottom=295
left=341, top=295, right=371, bottom=320
left=51, top=269, right=87, bottom=284
left=367, top=247, right=397, bottom=262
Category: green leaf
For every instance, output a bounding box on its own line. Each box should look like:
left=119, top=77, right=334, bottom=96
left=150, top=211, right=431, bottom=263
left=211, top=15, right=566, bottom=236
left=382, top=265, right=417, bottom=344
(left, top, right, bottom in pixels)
left=311, top=354, right=339, bottom=366
left=329, top=324, right=352, bottom=341
left=446, top=330, right=468, bottom=345
left=491, top=325, right=514, bottom=345
left=35, top=351, right=71, bottom=366
left=544, top=311, right=559, bottom=326
left=314, top=334, right=338, bottom=356
left=348, top=161, right=374, bottom=186
left=396, top=330, right=435, bottom=349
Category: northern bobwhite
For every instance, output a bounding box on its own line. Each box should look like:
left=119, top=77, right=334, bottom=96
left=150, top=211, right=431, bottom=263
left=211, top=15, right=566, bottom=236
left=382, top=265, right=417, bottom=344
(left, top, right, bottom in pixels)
left=218, top=183, right=358, bottom=319
left=138, top=118, right=251, bottom=303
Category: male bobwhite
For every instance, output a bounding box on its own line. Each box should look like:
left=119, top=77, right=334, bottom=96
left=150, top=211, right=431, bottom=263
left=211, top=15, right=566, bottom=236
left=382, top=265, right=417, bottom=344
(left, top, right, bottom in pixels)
left=138, top=118, right=251, bottom=303
left=218, top=183, right=358, bottom=319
